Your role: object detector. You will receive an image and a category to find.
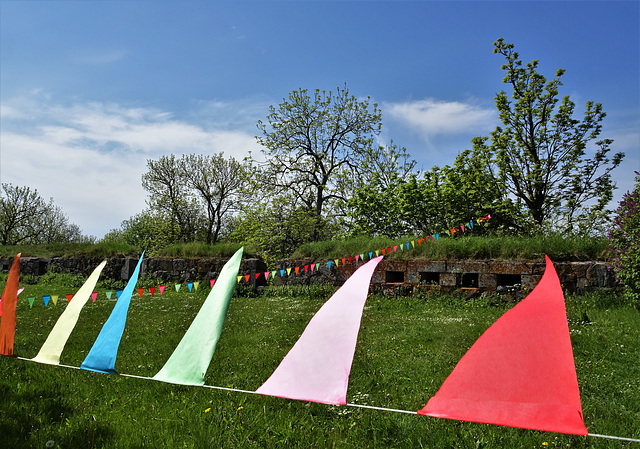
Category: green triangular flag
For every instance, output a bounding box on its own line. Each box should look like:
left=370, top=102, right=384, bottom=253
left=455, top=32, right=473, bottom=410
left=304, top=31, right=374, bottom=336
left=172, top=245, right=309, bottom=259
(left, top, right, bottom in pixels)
left=28, top=296, right=36, bottom=308
left=175, top=284, right=181, bottom=293
left=152, top=248, right=243, bottom=386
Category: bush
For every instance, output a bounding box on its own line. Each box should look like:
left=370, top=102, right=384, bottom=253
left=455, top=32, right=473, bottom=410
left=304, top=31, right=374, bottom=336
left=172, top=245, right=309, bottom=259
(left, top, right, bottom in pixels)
left=608, top=171, right=640, bottom=307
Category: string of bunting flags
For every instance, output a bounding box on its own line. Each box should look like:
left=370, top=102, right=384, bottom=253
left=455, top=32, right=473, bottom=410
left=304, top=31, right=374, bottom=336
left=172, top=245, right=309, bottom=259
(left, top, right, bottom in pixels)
left=11, top=215, right=491, bottom=310
left=236, top=214, right=491, bottom=284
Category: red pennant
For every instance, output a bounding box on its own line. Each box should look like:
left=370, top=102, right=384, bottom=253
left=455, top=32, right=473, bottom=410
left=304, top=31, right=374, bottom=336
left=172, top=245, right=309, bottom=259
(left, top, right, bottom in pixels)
left=304, top=265, right=309, bottom=273
left=387, top=247, right=392, bottom=254
left=256, top=273, right=261, bottom=280
left=418, top=256, right=587, bottom=435
left=150, top=287, right=156, bottom=297
left=66, top=294, right=73, bottom=303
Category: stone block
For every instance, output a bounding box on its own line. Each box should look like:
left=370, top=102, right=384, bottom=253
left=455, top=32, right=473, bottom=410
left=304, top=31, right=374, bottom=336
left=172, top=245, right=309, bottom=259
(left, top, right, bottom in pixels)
left=478, top=273, right=497, bottom=290
left=440, top=272, right=456, bottom=286
left=522, top=274, right=543, bottom=290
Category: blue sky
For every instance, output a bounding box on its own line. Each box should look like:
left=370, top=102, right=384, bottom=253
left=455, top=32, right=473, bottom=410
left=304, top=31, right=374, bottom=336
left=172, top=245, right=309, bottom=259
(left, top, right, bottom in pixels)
left=1, top=0, right=638, bottom=238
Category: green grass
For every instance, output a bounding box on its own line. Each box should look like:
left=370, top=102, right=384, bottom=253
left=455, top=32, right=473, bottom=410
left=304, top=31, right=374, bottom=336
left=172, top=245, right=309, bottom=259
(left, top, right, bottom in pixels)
left=2, top=234, right=609, bottom=261
left=293, top=234, right=610, bottom=261
left=1, top=281, right=638, bottom=448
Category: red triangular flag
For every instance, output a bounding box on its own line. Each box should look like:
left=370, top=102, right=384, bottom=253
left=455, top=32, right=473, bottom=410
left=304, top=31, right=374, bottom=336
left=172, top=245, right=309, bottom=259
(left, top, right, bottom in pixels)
left=418, top=256, right=587, bottom=435
left=150, top=287, right=156, bottom=297
left=66, top=294, right=73, bottom=303
left=256, top=273, right=261, bottom=280
left=304, top=265, right=309, bottom=273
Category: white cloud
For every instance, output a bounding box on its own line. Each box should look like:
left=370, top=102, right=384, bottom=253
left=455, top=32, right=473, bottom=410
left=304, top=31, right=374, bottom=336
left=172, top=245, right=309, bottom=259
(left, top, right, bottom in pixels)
left=0, top=97, right=263, bottom=238
left=384, top=98, right=496, bottom=140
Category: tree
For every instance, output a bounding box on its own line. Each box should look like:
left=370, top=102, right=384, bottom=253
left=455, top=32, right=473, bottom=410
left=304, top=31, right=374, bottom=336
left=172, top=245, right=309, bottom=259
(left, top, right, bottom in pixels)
left=179, top=153, right=250, bottom=244
left=0, top=183, right=83, bottom=245
left=256, top=84, right=383, bottom=241
left=141, top=155, right=201, bottom=243
left=608, top=171, right=640, bottom=307
left=473, top=39, right=624, bottom=234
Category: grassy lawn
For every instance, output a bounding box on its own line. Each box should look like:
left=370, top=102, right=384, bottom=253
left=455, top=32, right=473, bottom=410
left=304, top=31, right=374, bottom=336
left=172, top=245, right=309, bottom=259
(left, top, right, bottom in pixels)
left=0, top=280, right=638, bottom=448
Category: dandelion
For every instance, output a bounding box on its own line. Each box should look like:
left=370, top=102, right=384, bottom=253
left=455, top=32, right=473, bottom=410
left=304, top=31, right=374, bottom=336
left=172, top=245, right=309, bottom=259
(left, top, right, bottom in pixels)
left=204, top=408, right=211, bottom=413
left=238, top=406, right=244, bottom=411
left=542, top=443, right=548, bottom=446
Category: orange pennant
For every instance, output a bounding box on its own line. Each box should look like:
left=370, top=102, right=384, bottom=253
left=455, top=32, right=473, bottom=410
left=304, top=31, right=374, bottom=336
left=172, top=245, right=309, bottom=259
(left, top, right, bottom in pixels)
left=0, top=253, right=20, bottom=356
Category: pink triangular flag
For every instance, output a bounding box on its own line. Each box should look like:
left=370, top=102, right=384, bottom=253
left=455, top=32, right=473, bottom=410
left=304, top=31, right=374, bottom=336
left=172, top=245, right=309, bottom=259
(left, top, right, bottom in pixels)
left=91, top=292, right=98, bottom=303
left=264, top=271, right=270, bottom=280
left=418, top=256, right=587, bottom=435
left=255, top=256, right=384, bottom=405
left=159, top=285, right=166, bottom=295
left=210, top=279, right=215, bottom=288
left=355, top=254, right=360, bottom=263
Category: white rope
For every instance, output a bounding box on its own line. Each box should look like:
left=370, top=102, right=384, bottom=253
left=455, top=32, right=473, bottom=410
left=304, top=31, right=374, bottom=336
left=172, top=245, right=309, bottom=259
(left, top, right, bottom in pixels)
left=9, top=356, right=640, bottom=443
left=588, top=433, right=640, bottom=443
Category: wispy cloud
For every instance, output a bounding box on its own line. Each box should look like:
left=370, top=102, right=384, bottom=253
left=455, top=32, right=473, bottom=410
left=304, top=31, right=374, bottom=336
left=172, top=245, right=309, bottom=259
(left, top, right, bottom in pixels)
left=0, top=95, right=263, bottom=237
left=383, top=98, right=496, bottom=141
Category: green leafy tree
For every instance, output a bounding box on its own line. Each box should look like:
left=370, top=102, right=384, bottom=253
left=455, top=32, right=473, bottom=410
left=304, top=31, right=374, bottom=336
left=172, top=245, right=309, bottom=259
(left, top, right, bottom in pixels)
left=102, top=209, right=174, bottom=251
left=0, top=183, right=84, bottom=245
left=141, top=155, right=202, bottom=243
left=473, top=39, right=624, bottom=234
left=228, top=194, right=321, bottom=260
left=256, top=84, right=382, bottom=241
left=608, top=172, right=640, bottom=307
left=179, top=153, right=250, bottom=244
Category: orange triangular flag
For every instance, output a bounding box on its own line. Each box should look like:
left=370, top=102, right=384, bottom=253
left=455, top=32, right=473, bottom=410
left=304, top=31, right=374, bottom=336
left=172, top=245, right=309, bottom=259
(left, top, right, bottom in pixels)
left=137, top=288, right=144, bottom=298
left=0, top=253, right=20, bottom=356
left=66, top=294, right=73, bottom=303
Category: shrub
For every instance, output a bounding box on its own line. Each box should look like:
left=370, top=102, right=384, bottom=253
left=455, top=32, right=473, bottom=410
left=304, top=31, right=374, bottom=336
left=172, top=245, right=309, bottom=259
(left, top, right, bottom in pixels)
left=608, top=171, right=640, bottom=307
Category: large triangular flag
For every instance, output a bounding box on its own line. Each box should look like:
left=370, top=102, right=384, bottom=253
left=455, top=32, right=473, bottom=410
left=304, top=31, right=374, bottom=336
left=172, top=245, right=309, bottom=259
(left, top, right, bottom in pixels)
left=418, top=256, right=587, bottom=435
left=152, top=248, right=243, bottom=386
left=255, top=256, right=384, bottom=405
left=81, top=253, right=145, bottom=374
left=0, top=253, right=21, bottom=356
left=32, top=261, right=107, bottom=365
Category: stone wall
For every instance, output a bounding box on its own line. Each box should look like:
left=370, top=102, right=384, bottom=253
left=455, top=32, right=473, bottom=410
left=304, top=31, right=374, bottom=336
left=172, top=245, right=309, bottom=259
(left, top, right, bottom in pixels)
left=0, top=256, right=615, bottom=292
